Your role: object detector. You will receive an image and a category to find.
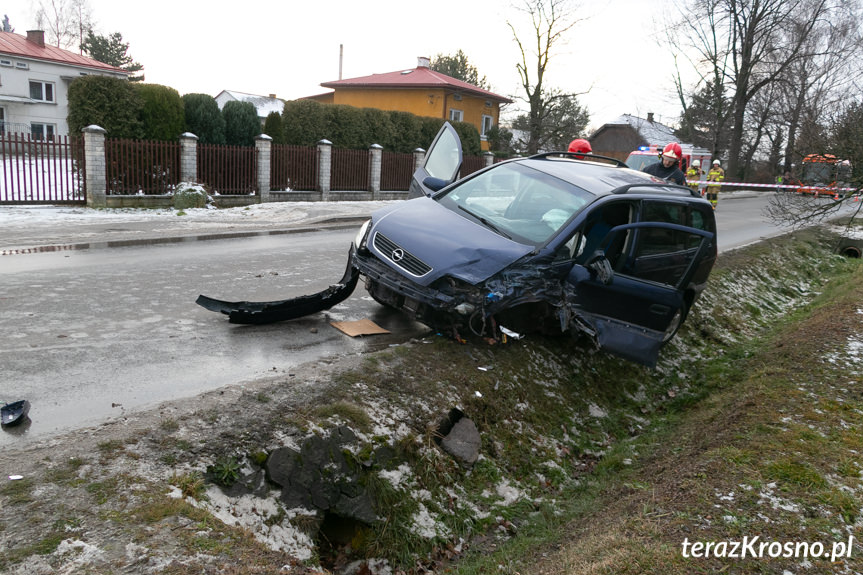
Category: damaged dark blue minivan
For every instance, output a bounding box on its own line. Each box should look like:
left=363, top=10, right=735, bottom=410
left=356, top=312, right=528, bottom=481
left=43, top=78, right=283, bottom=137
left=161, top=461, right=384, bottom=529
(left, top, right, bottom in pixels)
left=198, top=123, right=717, bottom=367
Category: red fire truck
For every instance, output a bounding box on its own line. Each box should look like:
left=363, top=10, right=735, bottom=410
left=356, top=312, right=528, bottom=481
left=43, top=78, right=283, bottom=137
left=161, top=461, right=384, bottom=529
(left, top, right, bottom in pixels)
left=625, top=144, right=712, bottom=174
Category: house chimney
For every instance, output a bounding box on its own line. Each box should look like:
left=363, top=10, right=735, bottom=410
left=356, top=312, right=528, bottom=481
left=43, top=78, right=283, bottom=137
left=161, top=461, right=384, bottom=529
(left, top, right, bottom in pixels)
left=647, top=112, right=654, bottom=123
left=417, top=56, right=430, bottom=68
left=26, top=30, right=45, bottom=47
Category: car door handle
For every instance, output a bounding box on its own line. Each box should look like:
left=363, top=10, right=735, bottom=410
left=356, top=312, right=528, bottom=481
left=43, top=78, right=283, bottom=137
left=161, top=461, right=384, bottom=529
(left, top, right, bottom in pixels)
left=649, top=304, right=671, bottom=315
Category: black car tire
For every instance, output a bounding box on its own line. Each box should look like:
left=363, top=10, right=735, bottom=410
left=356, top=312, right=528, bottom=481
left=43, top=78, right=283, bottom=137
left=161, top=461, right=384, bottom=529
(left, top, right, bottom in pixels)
left=661, top=303, right=690, bottom=345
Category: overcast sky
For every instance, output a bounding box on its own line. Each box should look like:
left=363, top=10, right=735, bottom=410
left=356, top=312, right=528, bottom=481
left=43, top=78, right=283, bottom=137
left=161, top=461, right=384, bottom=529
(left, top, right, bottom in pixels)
left=8, top=0, right=686, bottom=132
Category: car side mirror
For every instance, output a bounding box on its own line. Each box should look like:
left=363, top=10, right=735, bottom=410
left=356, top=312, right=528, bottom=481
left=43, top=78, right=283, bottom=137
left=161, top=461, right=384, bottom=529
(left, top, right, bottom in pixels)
left=423, top=176, right=449, bottom=192
left=586, top=252, right=614, bottom=285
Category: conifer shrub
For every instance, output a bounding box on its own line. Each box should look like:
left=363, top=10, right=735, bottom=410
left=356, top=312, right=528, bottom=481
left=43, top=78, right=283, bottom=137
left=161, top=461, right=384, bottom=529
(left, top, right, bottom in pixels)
left=183, top=93, right=226, bottom=145
left=134, top=84, right=185, bottom=142
left=223, top=101, right=261, bottom=147
left=263, top=111, right=284, bottom=144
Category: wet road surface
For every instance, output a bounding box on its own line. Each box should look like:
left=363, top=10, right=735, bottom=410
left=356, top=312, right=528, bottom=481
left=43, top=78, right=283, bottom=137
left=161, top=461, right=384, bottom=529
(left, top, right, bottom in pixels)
left=0, top=230, right=430, bottom=445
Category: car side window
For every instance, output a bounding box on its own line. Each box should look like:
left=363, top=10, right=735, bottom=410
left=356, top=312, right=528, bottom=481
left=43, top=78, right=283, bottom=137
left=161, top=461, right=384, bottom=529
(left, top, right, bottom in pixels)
left=567, top=201, right=634, bottom=263
left=622, top=201, right=707, bottom=287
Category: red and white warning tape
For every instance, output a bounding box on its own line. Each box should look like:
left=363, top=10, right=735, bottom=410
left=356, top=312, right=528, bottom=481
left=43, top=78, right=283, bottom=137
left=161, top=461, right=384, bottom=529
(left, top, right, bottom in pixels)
left=689, top=181, right=860, bottom=193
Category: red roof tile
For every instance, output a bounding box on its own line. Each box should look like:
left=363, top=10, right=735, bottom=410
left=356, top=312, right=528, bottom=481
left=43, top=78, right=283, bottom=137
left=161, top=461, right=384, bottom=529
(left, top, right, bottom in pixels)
left=0, top=31, right=127, bottom=74
left=321, top=65, right=511, bottom=103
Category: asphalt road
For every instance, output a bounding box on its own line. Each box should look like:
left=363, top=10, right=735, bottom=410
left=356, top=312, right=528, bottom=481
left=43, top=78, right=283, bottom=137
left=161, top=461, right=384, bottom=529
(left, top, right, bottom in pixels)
left=0, top=229, right=430, bottom=445
left=0, top=192, right=840, bottom=445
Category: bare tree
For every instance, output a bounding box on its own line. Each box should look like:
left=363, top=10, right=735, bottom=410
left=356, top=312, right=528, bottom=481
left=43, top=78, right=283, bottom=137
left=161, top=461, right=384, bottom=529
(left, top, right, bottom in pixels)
left=507, top=0, right=586, bottom=154
left=779, top=4, right=863, bottom=173
left=671, top=0, right=839, bottom=180
left=33, top=0, right=92, bottom=50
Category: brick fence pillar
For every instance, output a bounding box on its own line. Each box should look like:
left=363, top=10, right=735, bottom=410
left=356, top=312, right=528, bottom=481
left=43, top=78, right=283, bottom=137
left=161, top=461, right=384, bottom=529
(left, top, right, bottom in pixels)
left=369, top=143, right=382, bottom=199
left=255, top=134, right=272, bottom=202
left=413, top=148, right=425, bottom=172
left=82, top=125, right=107, bottom=208
left=318, top=139, right=332, bottom=201
left=179, top=132, right=198, bottom=182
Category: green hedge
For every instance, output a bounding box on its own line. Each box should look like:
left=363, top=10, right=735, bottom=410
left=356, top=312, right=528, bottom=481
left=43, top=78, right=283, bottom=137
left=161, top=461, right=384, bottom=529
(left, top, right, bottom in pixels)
left=67, top=75, right=144, bottom=139
left=68, top=78, right=483, bottom=154
left=280, top=99, right=481, bottom=155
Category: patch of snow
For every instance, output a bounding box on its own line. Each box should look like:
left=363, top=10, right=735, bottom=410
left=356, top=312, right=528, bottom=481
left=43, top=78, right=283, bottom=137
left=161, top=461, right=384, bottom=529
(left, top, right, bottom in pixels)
left=588, top=403, right=607, bottom=418
left=379, top=463, right=412, bottom=488
left=495, top=478, right=524, bottom=506
left=202, top=487, right=315, bottom=560
left=410, top=502, right=450, bottom=539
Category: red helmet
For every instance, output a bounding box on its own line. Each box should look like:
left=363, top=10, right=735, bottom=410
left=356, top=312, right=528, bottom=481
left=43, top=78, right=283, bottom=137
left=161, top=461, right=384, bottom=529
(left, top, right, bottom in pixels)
left=662, top=142, right=682, bottom=160
left=568, top=138, right=592, bottom=154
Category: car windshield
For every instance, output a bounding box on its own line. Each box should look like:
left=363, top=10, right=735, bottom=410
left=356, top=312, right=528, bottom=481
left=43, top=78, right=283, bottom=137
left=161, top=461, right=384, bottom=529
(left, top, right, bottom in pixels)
left=625, top=154, right=660, bottom=172
left=436, top=162, right=594, bottom=246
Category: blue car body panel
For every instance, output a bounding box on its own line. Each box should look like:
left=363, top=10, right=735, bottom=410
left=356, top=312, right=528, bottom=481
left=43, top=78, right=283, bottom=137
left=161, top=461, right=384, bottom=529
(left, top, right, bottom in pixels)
left=368, top=198, right=535, bottom=286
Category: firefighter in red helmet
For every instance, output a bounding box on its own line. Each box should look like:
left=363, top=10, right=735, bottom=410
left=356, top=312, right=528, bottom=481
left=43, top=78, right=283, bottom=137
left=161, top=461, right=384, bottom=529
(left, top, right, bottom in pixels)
left=568, top=138, right=592, bottom=154
left=642, top=142, right=686, bottom=186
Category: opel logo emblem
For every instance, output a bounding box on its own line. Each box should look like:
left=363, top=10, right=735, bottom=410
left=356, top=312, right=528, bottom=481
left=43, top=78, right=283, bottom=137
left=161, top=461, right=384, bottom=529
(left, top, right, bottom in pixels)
left=391, top=248, right=405, bottom=262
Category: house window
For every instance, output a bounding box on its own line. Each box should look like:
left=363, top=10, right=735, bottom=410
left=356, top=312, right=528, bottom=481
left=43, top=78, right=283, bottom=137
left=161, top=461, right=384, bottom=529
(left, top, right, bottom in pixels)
left=16, top=62, right=29, bottom=70
left=31, top=123, right=56, bottom=140
left=0, top=107, right=5, bottom=135
left=481, top=115, right=494, bottom=140
left=0, top=59, right=11, bottom=67
left=29, top=80, right=55, bottom=102
left=449, top=109, right=463, bottom=122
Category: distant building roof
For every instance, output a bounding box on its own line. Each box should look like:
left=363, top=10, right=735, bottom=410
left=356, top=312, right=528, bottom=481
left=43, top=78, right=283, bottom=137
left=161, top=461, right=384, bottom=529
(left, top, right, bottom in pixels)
left=320, top=58, right=512, bottom=104
left=215, top=90, right=285, bottom=118
left=603, top=113, right=678, bottom=146
left=0, top=30, right=127, bottom=74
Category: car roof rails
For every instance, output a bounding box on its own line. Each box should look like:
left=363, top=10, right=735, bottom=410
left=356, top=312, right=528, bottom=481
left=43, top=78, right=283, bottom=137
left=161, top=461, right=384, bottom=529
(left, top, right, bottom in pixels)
left=610, top=183, right=702, bottom=198
left=529, top=152, right=628, bottom=168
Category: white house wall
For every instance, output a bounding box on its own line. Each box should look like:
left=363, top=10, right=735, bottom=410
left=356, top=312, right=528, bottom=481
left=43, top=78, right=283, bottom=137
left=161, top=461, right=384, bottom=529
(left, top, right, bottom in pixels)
left=1, top=57, right=125, bottom=137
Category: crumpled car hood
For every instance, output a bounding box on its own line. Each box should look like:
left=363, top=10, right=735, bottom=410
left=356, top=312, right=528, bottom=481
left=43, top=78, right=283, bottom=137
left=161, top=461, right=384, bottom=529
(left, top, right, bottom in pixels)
left=369, top=198, right=535, bottom=286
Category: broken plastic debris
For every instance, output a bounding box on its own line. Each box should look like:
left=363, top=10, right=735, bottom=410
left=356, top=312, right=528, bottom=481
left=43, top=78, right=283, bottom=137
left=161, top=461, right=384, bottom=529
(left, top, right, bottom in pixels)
left=8, top=475, right=23, bottom=480
left=474, top=391, right=483, bottom=398
left=499, top=326, right=523, bottom=340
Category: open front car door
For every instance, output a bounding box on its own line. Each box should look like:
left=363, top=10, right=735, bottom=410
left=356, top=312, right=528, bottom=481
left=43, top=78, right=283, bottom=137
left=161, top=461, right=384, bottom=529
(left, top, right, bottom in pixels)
left=408, top=122, right=463, bottom=198
left=564, top=200, right=716, bottom=367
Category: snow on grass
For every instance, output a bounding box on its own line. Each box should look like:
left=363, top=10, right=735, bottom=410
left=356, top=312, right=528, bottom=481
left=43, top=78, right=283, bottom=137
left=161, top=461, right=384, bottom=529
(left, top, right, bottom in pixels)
left=202, top=486, right=316, bottom=560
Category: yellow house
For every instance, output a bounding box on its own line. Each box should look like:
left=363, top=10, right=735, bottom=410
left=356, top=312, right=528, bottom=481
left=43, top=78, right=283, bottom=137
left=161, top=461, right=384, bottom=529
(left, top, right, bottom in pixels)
left=310, top=57, right=511, bottom=151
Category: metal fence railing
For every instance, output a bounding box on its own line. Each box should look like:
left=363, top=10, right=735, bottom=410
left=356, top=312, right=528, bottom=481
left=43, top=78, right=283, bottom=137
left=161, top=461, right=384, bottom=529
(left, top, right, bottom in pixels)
left=106, top=138, right=180, bottom=195
left=381, top=151, right=414, bottom=191
left=0, top=133, right=85, bottom=204
left=331, top=148, right=370, bottom=191
left=198, top=143, right=257, bottom=195
left=271, top=144, right=318, bottom=191
left=461, top=155, right=486, bottom=177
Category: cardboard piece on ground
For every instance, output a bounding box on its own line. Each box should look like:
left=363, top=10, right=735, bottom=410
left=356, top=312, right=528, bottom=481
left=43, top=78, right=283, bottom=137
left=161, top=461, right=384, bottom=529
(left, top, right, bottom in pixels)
left=330, top=318, right=391, bottom=337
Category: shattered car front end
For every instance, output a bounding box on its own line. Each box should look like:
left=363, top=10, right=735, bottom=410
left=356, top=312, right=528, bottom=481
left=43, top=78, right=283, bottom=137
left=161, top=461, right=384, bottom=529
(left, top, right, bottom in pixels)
left=198, top=123, right=718, bottom=367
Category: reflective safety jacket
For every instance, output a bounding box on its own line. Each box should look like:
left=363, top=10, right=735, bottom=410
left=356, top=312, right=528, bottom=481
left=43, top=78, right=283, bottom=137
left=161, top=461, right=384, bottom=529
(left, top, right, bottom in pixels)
left=707, top=166, right=725, bottom=191
left=685, top=167, right=702, bottom=191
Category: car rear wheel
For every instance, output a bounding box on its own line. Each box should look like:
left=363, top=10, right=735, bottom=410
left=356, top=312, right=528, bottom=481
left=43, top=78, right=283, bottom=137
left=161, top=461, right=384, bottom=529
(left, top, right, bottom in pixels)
left=662, top=303, right=689, bottom=344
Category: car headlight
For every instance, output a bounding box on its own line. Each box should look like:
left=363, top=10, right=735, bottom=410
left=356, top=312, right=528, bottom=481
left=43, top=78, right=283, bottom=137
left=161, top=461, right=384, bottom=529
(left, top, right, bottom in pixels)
left=354, top=219, right=372, bottom=250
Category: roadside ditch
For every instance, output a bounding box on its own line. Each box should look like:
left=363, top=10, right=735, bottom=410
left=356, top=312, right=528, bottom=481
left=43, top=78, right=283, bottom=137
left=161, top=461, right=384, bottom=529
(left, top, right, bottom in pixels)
left=0, top=223, right=859, bottom=575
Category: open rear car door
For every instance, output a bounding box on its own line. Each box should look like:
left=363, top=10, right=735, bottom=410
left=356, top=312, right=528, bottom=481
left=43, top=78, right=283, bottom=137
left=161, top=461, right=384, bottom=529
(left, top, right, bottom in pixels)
left=408, top=122, right=463, bottom=198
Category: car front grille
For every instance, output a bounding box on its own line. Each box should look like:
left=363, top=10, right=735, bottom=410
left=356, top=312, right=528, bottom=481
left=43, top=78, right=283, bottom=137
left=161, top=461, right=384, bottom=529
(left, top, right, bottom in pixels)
left=373, top=232, right=432, bottom=277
